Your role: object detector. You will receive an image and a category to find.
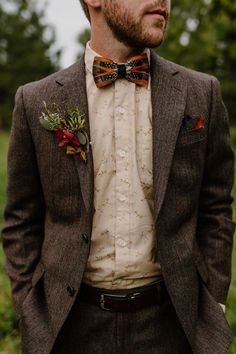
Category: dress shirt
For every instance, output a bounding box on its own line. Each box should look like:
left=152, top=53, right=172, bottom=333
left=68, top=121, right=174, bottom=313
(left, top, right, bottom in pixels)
left=83, top=43, right=162, bottom=289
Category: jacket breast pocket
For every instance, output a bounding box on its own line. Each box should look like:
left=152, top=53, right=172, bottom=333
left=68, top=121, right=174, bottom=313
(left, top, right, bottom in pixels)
left=176, top=128, right=207, bottom=147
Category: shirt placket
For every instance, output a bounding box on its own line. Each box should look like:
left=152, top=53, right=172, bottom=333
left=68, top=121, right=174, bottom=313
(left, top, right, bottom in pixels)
left=113, top=80, right=135, bottom=285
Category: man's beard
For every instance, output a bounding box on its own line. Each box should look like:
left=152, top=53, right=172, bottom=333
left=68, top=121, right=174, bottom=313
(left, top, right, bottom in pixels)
left=103, top=1, right=168, bottom=49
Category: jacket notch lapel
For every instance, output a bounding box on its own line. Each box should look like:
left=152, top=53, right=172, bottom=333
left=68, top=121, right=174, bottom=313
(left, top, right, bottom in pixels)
left=151, top=52, right=187, bottom=222
left=58, top=56, right=94, bottom=211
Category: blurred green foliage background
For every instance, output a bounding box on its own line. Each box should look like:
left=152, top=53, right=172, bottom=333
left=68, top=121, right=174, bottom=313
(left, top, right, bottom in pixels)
left=0, top=0, right=236, bottom=352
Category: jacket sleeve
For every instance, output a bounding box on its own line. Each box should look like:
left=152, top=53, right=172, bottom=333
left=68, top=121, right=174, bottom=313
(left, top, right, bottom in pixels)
left=1, top=86, right=45, bottom=320
left=197, top=77, right=235, bottom=305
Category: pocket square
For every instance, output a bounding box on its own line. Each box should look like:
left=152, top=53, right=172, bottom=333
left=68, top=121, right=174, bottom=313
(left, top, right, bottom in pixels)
left=182, top=115, right=204, bottom=131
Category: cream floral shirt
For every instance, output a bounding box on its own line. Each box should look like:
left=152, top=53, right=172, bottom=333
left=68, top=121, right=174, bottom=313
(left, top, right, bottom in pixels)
left=83, top=43, right=162, bottom=289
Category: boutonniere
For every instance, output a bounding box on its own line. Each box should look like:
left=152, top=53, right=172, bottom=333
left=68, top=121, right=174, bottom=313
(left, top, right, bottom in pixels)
left=182, top=115, right=204, bottom=131
left=39, top=102, right=90, bottom=162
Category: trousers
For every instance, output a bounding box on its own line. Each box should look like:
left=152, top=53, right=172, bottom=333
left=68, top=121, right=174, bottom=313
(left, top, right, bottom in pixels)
left=51, top=285, right=192, bottom=354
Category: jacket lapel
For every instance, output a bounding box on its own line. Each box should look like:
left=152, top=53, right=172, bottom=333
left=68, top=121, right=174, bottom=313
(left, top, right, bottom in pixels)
left=55, top=56, right=94, bottom=211
left=150, top=52, right=187, bottom=222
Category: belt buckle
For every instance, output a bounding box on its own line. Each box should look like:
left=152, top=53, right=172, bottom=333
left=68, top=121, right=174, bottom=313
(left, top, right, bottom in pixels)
left=100, top=294, right=111, bottom=311
left=100, top=292, right=141, bottom=311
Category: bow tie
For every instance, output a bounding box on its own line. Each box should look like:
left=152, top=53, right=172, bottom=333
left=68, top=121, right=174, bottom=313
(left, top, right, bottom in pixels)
left=93, top=53, right=150, bottom=88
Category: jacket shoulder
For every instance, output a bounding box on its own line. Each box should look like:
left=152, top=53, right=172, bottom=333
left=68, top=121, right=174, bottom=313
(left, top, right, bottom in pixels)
left=152, top=51, right=217, bottom=87
left=19, top=60, right=81, bottom=100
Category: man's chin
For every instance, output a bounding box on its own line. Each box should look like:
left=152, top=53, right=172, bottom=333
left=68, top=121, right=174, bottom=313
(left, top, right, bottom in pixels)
left=139, top=27, right=165, bottom=48
left=124, top=38, right=164, bottom=50
left=142, top=35, right=164, bottom=49
left=148, top=38, right=164, bottom=48
left=110, top=25, right=164, bottom=50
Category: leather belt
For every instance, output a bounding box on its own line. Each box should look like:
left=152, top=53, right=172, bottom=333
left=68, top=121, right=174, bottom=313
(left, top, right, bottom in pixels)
left=79, top=280, right=168, bottom=312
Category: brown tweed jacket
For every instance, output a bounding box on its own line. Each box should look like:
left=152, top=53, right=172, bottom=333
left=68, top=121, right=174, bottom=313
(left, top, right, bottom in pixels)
left=2, top=51, right=235, bottom=354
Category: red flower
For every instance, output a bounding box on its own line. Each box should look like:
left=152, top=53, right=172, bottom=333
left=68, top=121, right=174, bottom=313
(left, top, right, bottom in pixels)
left=58, top=139, right=69, bottom=147
left=55, top=130, right=81, bottom=148
left=55, top=130, right=64, bottom=139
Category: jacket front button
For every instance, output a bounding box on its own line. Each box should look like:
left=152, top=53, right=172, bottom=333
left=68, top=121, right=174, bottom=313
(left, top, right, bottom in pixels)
left=81, top=233, right=89, bottom=244
left=67, top=286, right=76, bottom=297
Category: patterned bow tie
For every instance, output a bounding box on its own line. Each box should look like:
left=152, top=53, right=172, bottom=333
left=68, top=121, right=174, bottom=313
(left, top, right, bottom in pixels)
left=93, top=53, right=150, bottom=88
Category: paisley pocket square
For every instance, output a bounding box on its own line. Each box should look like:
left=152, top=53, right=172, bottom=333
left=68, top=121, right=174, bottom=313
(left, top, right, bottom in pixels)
left=182, top=115, right=204, bottom=131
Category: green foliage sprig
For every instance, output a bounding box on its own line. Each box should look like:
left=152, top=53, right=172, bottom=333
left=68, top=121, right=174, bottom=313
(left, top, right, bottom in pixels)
left=40, top=102, right=90, bottom=161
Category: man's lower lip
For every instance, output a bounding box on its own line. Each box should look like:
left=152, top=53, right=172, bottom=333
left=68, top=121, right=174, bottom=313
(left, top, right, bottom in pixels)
left=147, top=13, right=165, bottom=20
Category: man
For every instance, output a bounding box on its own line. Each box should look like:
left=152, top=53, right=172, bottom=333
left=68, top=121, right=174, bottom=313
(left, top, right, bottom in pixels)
left=2, top=0, right=235, bottom=353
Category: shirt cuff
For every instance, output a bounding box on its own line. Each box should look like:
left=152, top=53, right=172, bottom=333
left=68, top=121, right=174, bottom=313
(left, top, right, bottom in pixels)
left=219, top=303, right=226, bottom=313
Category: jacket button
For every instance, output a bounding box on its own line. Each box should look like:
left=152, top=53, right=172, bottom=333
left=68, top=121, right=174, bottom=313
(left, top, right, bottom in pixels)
left=67, top=286, right=76, bottom=297
left=81, top=233, right=89, bottom=244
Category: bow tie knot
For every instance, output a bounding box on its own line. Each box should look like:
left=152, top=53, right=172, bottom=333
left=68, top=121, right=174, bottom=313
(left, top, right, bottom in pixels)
left=117, top=64, right=127, bottom=79
left=93, top=53, right=150, bottom=88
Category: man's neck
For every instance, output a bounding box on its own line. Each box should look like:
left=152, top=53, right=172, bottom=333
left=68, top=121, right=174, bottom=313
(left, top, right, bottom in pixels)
left=89, top=23, right=145, bottom=63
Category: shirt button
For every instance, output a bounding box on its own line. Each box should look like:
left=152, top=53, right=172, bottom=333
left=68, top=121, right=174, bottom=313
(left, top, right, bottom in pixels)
left=117, top=238, right=127, bottom=248
left=118, top=150, right=126, bottom=158
left=119, top=195, right=126, bottom=202
left=118, top=107, right=125, bottom=115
